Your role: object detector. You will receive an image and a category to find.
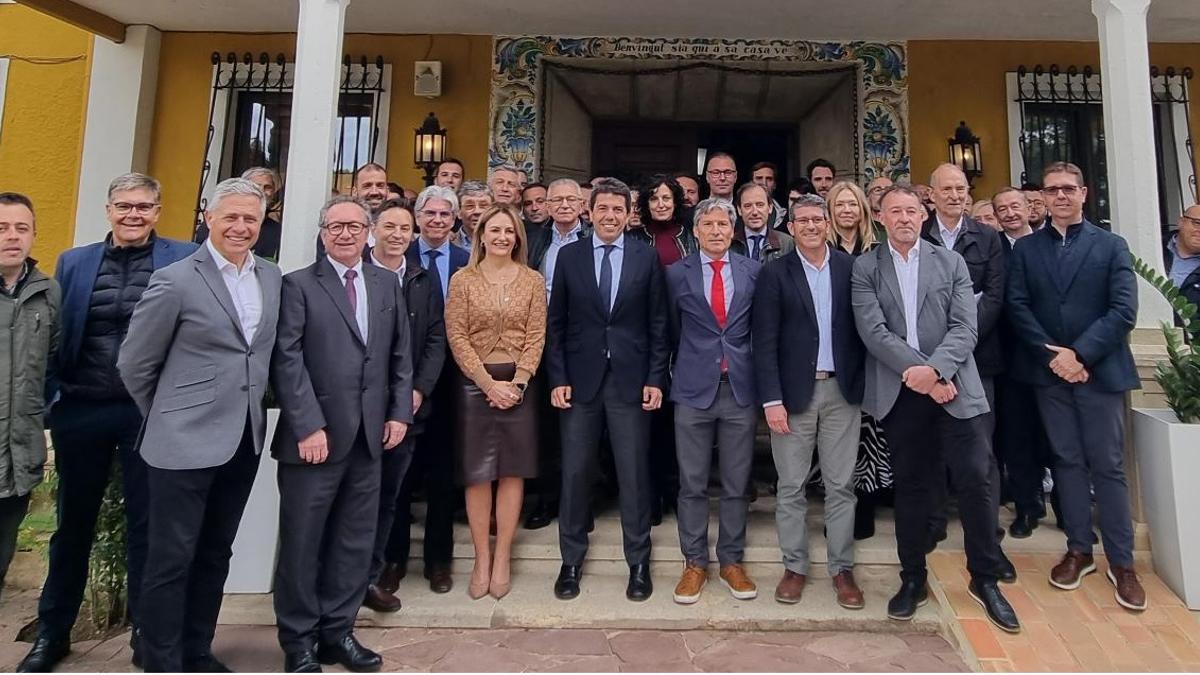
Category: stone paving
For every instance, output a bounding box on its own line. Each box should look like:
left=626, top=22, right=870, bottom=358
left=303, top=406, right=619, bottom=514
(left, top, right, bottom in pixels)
left=928, top=550, right=1200, bottom=672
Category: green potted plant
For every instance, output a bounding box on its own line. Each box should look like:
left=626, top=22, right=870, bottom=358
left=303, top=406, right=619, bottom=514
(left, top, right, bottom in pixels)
left=1130, top=257, right=1200, bottom=609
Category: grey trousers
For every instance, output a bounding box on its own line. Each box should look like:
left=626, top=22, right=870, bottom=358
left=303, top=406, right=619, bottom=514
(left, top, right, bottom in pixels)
left=1035, top=382, right=1134, bottom=568
left=674, top=381, right=757, bottom=567
left=771, top=379, right=860, bottom=575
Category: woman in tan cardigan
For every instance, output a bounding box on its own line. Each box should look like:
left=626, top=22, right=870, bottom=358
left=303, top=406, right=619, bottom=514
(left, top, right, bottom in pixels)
left=445, top=204, right=546, bottom=600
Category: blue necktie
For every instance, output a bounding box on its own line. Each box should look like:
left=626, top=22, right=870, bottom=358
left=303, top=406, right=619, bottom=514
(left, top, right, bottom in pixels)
left=425, top=249, right=445, bottom=300
left=750, top=235, right=763, bottom=261
left=598, top=244, right=614, bottom=318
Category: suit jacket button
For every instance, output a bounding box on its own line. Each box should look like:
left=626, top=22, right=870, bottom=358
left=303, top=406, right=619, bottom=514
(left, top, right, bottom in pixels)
left=364, top=357, right=371, bottom=363
left=241, top=385, right=249, bottom=391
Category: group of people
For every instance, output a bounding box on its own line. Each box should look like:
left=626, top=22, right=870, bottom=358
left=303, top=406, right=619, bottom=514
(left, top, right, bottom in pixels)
left=0, top=143, right=1196, bottom=673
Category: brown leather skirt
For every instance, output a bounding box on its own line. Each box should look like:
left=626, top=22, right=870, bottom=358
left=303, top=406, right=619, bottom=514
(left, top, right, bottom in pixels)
left=456, top=362, right=539, bottom=486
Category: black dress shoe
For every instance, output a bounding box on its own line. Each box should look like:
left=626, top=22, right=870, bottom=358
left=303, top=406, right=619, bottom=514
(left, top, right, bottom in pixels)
left=554, top=564, right=582, bottom=600
left=378, top=562, right=405, bottom=594
left=886, top=580, right=929, bottom=621
left=524, top=500, right=558, bottom=530
left=183, top=652, right=233, bottom=672
left=17, top=635, right=70, bottom=673
left=998, top=551, right=1018, bottom=584
left=626, top=563, right=653, bottom=601
left=130, top=628, right=143, bottom=670
left=425, top=565, right=453, bottom=593
left=284, top=649, right=322, bottom=673
left=363, top=584, right=402, bottom=612
left=968, top=579, right=1021, bottom=633
left=650, top=501, right=663, bottom=527
left=1009, top=512, right=1039, bottom=539
left=317, top=634, right=382, bottom=673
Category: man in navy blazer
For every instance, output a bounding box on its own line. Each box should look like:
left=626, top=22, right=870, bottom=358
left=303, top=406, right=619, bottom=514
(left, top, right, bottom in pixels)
left=387, top=184, right=469, bottom=595
left=1006, top=162, right=1144, bottom=612
left=665, top=198, right=760, bottom=605
left=21, top=173, right=195, bottom=673
left=753, top=194, right=866, bottom=610
left=546, top=178, right=669, bottom=602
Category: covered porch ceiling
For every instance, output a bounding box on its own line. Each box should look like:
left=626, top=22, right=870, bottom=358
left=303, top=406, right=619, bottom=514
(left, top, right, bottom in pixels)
left=19, top=0, right=1200, bottom=43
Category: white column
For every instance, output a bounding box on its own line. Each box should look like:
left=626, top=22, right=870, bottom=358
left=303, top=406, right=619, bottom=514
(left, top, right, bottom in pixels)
left=73, top=25, right=161, bottom=245
left=276, top=0, right=350, bottom=272
left=1092, top=0, right=1173, bottom=327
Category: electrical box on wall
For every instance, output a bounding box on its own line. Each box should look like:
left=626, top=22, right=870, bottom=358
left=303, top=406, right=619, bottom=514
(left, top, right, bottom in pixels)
left=414, top=61, right=442, bottom=98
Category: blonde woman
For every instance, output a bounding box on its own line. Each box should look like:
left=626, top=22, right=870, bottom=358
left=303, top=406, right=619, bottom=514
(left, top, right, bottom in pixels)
left=825, top=181, right=878, bottom=255
left=445, top=205, right=547, bottom=600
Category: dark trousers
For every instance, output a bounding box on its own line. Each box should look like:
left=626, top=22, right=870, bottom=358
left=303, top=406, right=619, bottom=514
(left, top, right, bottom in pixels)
left=140, top=420, right=259, bottom=672
left=0, top=493, right=32, bottom=595
left=1035, top=383, right=1134, bottom=567
left=559, top=370, right=652, bottom=567
left=996, top=375, right=1054, bottom=517
left=39, top=397, right=149, bottom=641
left=882, top=389, right=1002, bottom=584
left=649, top=402, right=679, bottom=511
left=928, top=378, right=997, bottom=537
left=385, top=381, right=455, bottom=569
left=275, top=430, right=380, bottom=653
left=531, top=372, right=562, bottom=505
left=370, top=436, right=416, bottom=583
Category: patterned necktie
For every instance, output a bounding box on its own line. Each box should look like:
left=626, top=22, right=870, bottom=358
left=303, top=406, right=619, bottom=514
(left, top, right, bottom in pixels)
left=343, top=268, right=358, bottom=313
left=425, top=249, right=444, bottom=300
left=598, top=244, right=615, bottom=317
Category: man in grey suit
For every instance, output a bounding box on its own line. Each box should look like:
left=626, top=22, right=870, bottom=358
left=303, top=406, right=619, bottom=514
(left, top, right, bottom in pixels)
left=271, top=195, right=413, bottom=674
left=665, top=198, right=760, bottom=605
left=118, top=178, right=281, bottom=672
left=851, top=185, right=1019, bottom=634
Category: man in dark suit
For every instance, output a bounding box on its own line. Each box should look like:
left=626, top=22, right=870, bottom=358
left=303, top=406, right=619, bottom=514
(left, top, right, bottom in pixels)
left=1007, top=162, right=1145, bottom=612
left=363, top=200, right=446, bottom=612
left=852, top=185, right=1019, bottom=633
left=271, top=195, right=413, bottom=673
left=386, top=184, right=469, bottom=594
left=523, top=178, right=591, bottom=530
left=19, top=173, right=195, bottom=673
left=115, top=178, right=281, bottom=672
left=754, top=194, right=866, bottom=609
left=992, top=187, right=1055, bottom=538
left=666, top=198, right=760, bottom=605
left=547, top=178, right=669, bottom=602
left=1165, top=204, right=1200, bottom=312
left=921, top=164, right=1008, bottom=569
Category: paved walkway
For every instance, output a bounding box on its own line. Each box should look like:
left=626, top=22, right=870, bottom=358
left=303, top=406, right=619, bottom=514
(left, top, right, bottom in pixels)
left=929, top=551, right=1200, bottom=672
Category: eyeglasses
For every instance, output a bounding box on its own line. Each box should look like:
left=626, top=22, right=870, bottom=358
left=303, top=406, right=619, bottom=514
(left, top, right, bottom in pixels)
left=1181, top=215, right=1200, bottom=227
left=321, top=221, right=368, bottom=236
left=110, top=202, right=159, bottom=215
left=707, top=169, right=737, bottom=178
left=1041, top=185, right=1081, bottom=196
left=419, top=209, right=454, bottom=220
left=791, top=217, right=827, bottom=227
left=547, top=196, right=583, bottom=205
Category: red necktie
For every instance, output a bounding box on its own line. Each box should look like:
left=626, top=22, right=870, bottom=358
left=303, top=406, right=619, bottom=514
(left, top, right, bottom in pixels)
left=710, top=260, right=727, bottom=372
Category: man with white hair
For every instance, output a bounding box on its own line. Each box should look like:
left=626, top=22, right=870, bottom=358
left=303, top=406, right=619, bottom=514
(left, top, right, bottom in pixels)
left=489, top=165, right=522, bottom=206
left=117, top=178, right=282, bottom=671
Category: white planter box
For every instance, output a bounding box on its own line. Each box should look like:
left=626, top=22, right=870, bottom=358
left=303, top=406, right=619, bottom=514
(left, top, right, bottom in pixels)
left=1132, top=407, right=1200, bottom=609
left=225, top=409, right=281, bottom=593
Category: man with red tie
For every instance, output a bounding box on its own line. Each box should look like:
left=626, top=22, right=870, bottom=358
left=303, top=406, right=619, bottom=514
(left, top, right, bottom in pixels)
left=664, top=198, right=761, bottom=605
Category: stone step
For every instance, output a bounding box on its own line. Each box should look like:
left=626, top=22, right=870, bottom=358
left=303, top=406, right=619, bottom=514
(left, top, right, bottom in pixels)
left=219, top=562, right=941, bottom=634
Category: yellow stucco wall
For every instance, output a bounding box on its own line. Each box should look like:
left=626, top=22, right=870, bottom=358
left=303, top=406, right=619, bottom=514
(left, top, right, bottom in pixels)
left=148, top=32, right=493, bottom=241
left=908, top=40, right=1200, bottom=200
left=0, top=4, right=91, bottom=270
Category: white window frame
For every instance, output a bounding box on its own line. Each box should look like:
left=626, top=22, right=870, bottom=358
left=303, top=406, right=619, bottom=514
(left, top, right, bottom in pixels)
left=0, top=57, right=10, bottom=143
left=200, top=59, right=392, bottom=209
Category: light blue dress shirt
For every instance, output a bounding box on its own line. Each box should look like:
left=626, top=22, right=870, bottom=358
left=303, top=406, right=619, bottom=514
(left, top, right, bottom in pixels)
left=417, top=237, right=452, bottom=301
left=700, top=251, right=734, bottom=311
left=799, top=249, right=835, bottom=372
left=326, top=255, right=369, bottom=342
left=592, top=233, right=625, bottom=312
left=1169, top=234, right=1200, bottom=288
left=542, top=220, right=583, bottom=297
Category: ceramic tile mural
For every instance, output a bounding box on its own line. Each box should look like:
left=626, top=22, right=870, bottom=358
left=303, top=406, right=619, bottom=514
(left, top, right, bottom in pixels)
left=490, top=36, right=909, bottom=183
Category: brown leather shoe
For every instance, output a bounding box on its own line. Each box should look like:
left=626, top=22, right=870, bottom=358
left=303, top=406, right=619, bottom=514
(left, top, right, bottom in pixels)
left=425, top=564, right=454, bottom=593
left=1107, top=566, right=1148, bottom=611
left=832, top=570, right=865, bottom=610
left=774, top=570, right=806, bottom=604
left=719, top=564, right=758, bottom=600
left=1049, top=551, right=1096, bottom=590
left=362, top=584, right=402, bottom=612
left=378, top=562, right=405, bottom=594
left=672, top=562, right=708, bottom=605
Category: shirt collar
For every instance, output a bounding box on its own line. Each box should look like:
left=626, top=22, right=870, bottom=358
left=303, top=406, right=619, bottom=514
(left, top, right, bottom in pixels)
left=937, top=214, right=964, bottom=239
left=419, top=237, right=450, bottom=255
left=371, top=250, right=406, bottom=275
left=701, top=250, right=731, bottom=266
left=0, top=261, right=29, bottom=296
left=594, top=233, right=625, bottom=250
left=796, top=244, right=830, bottom=271
left=1169, top=234, right=1199, bottom=260
left=888, top=239, right=920, bottom=263
left=326, top=254, right=364, bottom=280
left=207, top=238, right=255, bottom=276
left=553, top=221, right=583, bottom=243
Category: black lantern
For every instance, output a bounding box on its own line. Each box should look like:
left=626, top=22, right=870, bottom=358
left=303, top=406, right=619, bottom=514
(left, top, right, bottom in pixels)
left=414, top=112, right=447, bottom=186
left=948, top=120, right=982, bottom=185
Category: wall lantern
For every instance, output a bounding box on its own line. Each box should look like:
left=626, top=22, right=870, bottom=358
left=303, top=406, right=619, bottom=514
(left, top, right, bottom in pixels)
left=948, top=120, right=983, bottom=185
left=414, top=112, right=447, bottom=186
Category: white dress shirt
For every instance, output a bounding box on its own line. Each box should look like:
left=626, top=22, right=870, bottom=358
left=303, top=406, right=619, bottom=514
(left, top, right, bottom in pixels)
left=937, top=214, right=965, bottom=251
left=888, top=241, right=922, bottom=352
left=206, top=239, right=262, bottom=344
left=327, top=255, right=369, bottom=342
left=371, top=251, right=406, bottom=288
left=798, top=249, right=835, bottom=372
